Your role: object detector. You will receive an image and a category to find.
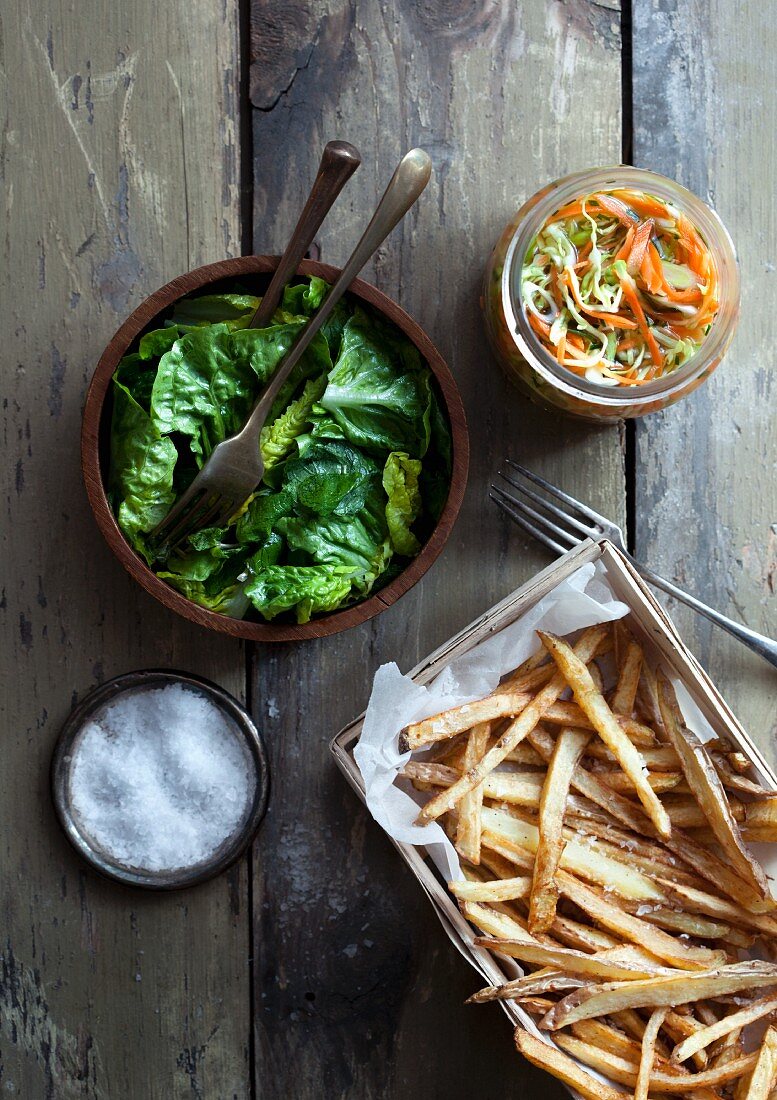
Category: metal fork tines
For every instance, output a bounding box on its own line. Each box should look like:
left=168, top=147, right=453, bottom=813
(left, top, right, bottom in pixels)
left=490, top=459, right=777, bottom=670
left=491, top=459, right=612, bottom=556
left=151, top=485, right=244, bottom=553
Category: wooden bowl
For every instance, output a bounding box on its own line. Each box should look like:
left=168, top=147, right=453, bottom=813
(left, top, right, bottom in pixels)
left=81, top=257, right=469, bottom=642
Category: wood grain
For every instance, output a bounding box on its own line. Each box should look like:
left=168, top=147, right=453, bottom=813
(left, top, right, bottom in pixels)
left=0, top=4, right=248, bottom=1097
left=249, top=0, right=624, bottom=1095
left=632, top=1, right=777, bottom=766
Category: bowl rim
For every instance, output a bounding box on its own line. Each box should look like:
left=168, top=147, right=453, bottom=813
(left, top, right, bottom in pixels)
left=81, top=256, right=469, bottom=642
left=50, top=669, right=270, bottom=890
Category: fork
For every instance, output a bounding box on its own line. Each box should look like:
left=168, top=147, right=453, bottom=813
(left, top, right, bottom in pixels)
left=151, top=147, right=432, bottom=550
left=491, top=460, right=777, bottom=669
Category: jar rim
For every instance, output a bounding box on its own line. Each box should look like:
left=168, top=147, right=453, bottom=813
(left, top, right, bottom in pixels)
left=501, top=166, right=741, bottom=406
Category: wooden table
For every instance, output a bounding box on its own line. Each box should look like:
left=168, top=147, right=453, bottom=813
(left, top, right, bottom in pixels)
left=2, top=2, right=775, bottom=1096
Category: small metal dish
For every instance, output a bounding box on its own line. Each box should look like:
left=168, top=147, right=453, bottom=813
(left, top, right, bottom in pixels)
left=51, top=670, right=269, bottom=890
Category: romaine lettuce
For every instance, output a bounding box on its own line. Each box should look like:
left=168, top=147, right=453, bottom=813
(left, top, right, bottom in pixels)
left=109, top=278, right=453, bottom=622
left=382, top=452, right=422, bottom=556
left=320, top=308, right=432, bottom=457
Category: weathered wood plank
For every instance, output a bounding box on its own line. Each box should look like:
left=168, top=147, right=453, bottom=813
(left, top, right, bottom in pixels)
left=250, top=1, right=624, bottom=1095
left=0, top=4, right=248, bottom=1097
left=632, top=0, right=777, bottom=765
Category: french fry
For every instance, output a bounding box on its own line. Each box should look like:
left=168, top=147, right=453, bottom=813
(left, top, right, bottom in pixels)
left=501, top=645, right=551, bottom=686
left=711, top=752, right=777, bottom=799
left=448, top=876, right=532, bottom=903
left=661, top=1010, right=710, bottom=1070
left=516, top=995, right=555, bottom=1016
left=635, top=1006, right=668, bottom=1100
left=479, top=846, right=527, bottom=882
left=400, top=692, right=531, bottom=750
left=455, top=721, right=492, bottom=863
left=598, top=769, right=683, bottom=794
left=504, top=742, right=546, bottom=767
left=422, top=732, right=467, bottom=764
left=539, top=631, right=672, bottom=837
left=502, top=664, right=555, bottom=693
left=460, top=900, right=537, bottom=945
left=541, top=702, right=658, bottom=745
left=466, top=969, right=586, bottom=1004
left=727, top=751, right=752, bottom=775
left=553, top=1032, right=756, bottom=1092
left=617, top=900, right=734, bottom=941
left=540, top=961, right=777, bottom=1030
left=586, top=741, right=680, bottom=770
left=661, top=881, right=777, bottom=938
left=557, top=872, right=726, bottom=971
left=405, top=762, right=547, bottom=808
left=482, top=806, right=666, bottom=902
left=472, top=938, right=670, bottom=981
left=742, top=1025, right=777, bottom=1099
left=659, top=826, right=774, bottom=914
left=611, top=638, right=643, bottom=716
left=742, top=797, right=777, bottom=841
left=571, top=1017, right=651, bottom=1062
left=532, top=724, right=658, bottom=834
left=397, top=619, right=777, bottom=1100
left=569, top=825, right=712, bottom=891
left=656, top=670, right=769, bottom=898
left=636, top=659, right=667, bottom=739
left=530, top=726, right=590, bottom=933
left=612, top=1008, right=649, bottom=1043
left=549, top=913, right=619, bottom=952
left=588, top=660, right=605, bottom=693
left=514, top=1028, right=627, bottom=1100
left=415, top=624, right=610, bottom=824
left=671, top=994, right=777, bottom=1065
left=664, top=795, right=744, bottom=830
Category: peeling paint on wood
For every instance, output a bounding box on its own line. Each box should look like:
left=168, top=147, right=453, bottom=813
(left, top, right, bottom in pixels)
left=0, top=3, right=249, bottom=1097
left=249, top=0, right=623, bottom=1095
left=633, top=0, right=777, bottom=764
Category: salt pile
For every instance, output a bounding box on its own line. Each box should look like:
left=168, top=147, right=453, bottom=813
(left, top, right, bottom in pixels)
left=69, top=683, right=256, bottom=873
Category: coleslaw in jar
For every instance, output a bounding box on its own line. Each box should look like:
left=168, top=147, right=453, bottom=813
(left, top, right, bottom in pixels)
left=482, top=167, right=740, bottom=420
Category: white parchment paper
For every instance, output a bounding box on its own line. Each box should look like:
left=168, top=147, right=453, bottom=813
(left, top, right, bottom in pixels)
left=354, top=561, right=630, bottom=882
left=350, top=557, right=776, bottom=1094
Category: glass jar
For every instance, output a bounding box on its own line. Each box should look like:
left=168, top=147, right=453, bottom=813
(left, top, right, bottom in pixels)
left=482, top=166, right=740, bottom=420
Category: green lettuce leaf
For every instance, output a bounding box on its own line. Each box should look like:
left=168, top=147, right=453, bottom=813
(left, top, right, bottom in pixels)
left=169, top=293, right=260, bottom=330
left=150, top=322, right=329, bottom=462
left=419, top=389, right=453, bottom=526
left=244, top=564, right=354, bottom=623
left=383, top=451, right=422, bottom=556
left=114, top=354, right=157, bottom=412
left=282, top=440, right=381, bottom=516
left=109, top=377, right=177, bottom=562
left=236, top=489, right=295, bottom=544
left=139, top=326, right=181, bottom=360
left=281, top=278, right=328, bottom=316
left=246, top=531, right=284, bottom=571
left=278, top=496, right=391, bottom=597
left=320, top=308, right=432, bottom=457
left=281, top=277, right=353, bottom=359
left=109, top=277, right=450, bottom=624
left=157, top=572, right=252, bottom=618
left=260, top=374, right=327, bottom=473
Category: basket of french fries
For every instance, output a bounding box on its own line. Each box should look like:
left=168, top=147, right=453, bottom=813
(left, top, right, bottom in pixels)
left=331, top=539, right=777, bottom=1100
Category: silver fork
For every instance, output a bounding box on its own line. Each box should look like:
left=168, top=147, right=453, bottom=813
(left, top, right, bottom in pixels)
left=491, top=460, right=777, bottom=669
left=151, top=147, right=432, bottom=550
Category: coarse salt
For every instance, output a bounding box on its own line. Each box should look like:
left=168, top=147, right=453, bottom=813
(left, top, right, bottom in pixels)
left=69, top=683, right=256, bottom=873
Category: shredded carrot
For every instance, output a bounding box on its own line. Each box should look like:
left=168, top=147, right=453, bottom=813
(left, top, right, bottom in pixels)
left=626, top=219, right=654, bottom=275
left=522, top=185, right=720, bottom=386
left=617, top=272, right=663, bottom=367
